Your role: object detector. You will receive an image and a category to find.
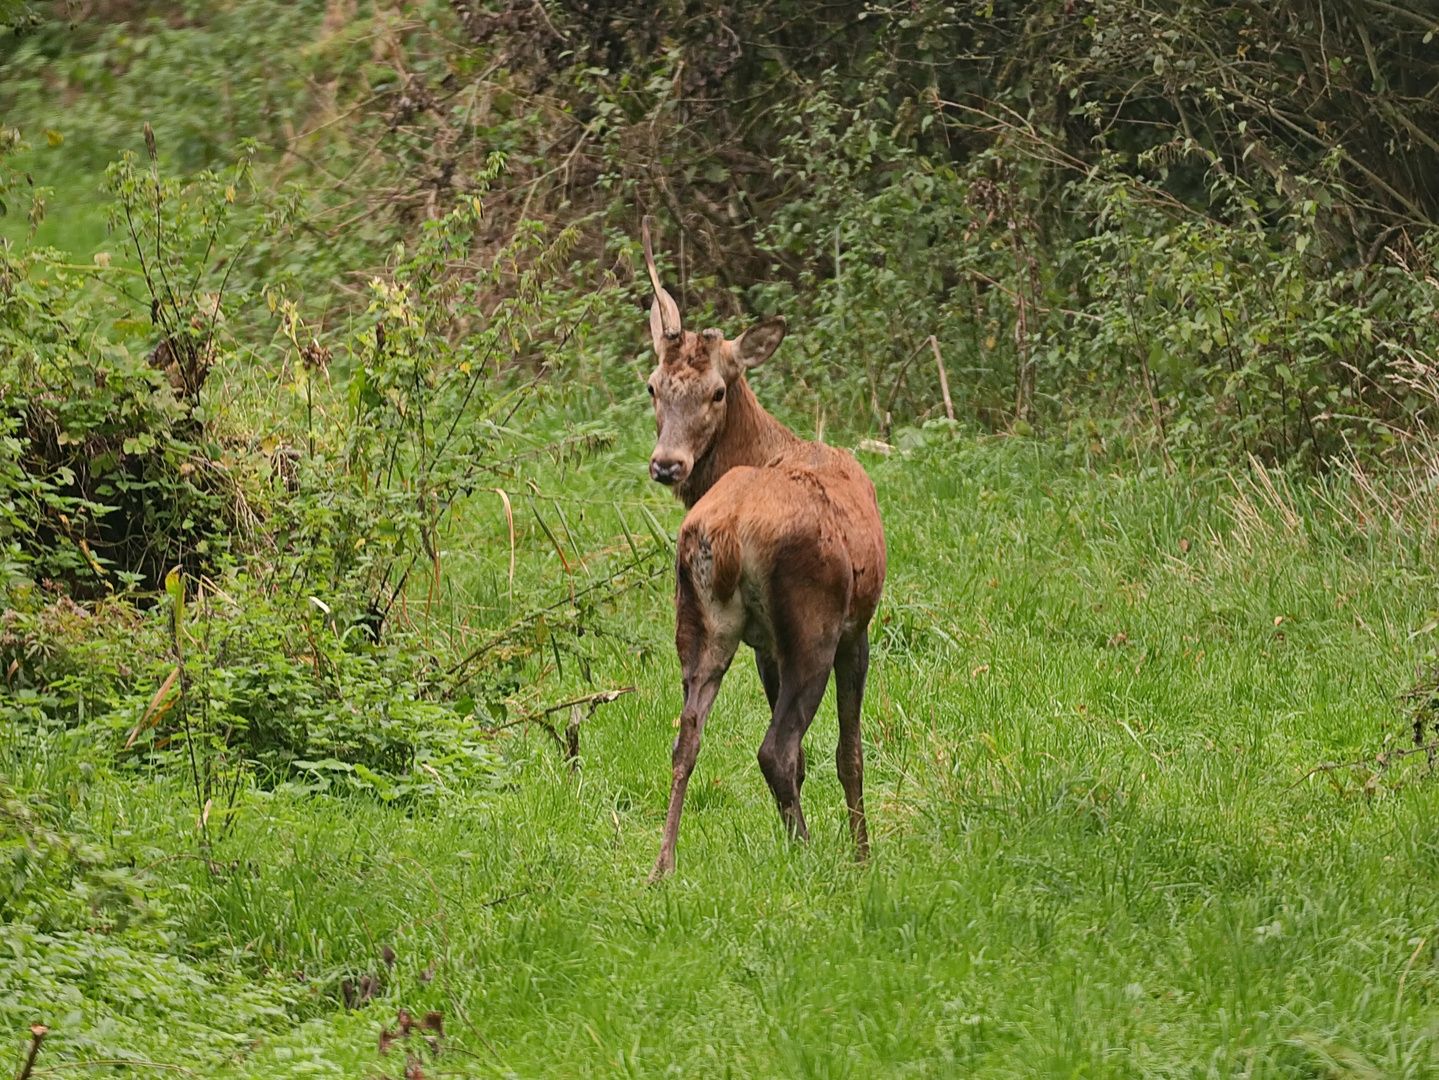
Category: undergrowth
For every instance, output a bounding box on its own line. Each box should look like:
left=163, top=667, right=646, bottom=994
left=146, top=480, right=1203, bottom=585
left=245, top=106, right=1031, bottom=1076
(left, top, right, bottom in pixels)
left=7, top=431, right=1439, bottom=1076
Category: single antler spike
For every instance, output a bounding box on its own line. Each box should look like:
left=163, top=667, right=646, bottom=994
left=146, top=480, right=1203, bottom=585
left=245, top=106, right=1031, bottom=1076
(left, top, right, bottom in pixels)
left=641, top=215, right=682, bottom=339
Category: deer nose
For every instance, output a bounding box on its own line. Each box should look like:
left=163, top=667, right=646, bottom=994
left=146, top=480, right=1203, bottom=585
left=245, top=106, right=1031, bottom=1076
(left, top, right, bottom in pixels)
left=650, top=457, right=685, bottom=485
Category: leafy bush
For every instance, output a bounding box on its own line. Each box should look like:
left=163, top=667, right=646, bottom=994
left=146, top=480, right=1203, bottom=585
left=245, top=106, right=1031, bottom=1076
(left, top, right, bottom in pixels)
left=0, top=135, right=662, bottom=817
left=10, top=1, right=1439, bottom=462
left=0, top=141, right=275, bottom=594
left=0, top=248, right=234, bottom=594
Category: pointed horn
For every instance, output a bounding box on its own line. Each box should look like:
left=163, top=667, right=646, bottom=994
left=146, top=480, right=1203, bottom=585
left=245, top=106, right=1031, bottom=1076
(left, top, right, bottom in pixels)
left=641, top=215, right=682, bottom=339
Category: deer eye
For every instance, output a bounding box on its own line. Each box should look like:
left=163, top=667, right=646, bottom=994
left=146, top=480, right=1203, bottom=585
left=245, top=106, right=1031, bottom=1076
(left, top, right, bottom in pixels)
left=712, top=387, right=725, bottom=403
left=647, top=384, right=656, bottom=397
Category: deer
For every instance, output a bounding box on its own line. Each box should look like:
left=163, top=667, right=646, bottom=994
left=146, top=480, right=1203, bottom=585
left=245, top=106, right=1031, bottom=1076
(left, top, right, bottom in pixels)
left=639, top=217, right=887, bottom=881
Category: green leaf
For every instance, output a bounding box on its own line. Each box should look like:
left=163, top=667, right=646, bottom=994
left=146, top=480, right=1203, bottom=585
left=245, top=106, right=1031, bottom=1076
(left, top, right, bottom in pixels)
left=165, top=567, right=184, bottom=642
left=639, top=505, right=674, bottom=556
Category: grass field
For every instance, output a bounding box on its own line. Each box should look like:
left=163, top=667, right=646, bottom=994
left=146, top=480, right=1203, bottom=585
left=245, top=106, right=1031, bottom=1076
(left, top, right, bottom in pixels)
left=9, top=424, right=1439, bottom=1078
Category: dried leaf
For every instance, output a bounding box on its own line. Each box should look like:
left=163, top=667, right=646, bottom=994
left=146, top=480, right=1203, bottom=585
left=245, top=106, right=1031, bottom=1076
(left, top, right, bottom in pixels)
left=125, top=664, right=182, bottom=749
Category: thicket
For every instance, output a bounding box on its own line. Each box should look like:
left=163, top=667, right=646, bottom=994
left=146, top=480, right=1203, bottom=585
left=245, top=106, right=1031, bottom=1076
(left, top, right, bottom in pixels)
left=7, top=1, right=1439, bottom=463
left=449, top=0, right=1439, bottom=464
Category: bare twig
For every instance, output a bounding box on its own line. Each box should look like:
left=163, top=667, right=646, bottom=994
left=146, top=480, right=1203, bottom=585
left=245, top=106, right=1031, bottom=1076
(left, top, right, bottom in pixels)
left=541, top=686, right=637, bottom=715
left=523, top=686, right=637, bottom=769
left=16, top=1025, right=47, bottom=1080
left=968, top=271, right=1102, bottom=322
left=1285, top=739, right=1439, bottom=791
left=929, top=336, right=955, bottom=422
left=445, top=558, right=666, bottom=680
left=881, top=339, right=932, bottom=435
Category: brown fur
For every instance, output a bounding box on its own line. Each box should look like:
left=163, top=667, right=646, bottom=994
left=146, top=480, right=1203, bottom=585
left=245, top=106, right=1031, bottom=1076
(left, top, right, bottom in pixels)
left=640, top=219, right=887, bottom=881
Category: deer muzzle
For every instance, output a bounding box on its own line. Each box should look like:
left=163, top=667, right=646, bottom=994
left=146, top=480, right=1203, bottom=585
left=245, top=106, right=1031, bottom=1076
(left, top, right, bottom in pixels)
left=650, top=454, right=690, bottom=486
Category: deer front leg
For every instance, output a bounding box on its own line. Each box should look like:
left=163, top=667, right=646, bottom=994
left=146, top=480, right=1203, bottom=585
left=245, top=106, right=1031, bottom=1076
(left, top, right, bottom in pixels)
left=756, top=667, right=831, bottom=843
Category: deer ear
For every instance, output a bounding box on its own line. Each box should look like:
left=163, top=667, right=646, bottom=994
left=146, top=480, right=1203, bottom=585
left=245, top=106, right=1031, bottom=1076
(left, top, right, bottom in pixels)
left=730, top=316, right=786, bottom=372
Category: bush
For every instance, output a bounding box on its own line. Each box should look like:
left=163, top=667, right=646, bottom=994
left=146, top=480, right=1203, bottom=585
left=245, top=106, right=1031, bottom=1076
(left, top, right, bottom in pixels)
left=10, top=1, right=1439, bottom=462
left=0, top=142, right=663, bottom=811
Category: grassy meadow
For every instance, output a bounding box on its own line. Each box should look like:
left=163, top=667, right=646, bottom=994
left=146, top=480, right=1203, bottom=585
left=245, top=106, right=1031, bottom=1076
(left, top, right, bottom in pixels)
left=7, top=2, right=1439, bottom=1076
left=9, top=420, right=1439, bottom=1078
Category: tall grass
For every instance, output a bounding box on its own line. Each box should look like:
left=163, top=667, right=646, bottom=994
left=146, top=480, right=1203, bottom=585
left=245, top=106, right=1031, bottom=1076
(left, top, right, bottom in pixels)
left=9, top=429, right=1439, bottom=1077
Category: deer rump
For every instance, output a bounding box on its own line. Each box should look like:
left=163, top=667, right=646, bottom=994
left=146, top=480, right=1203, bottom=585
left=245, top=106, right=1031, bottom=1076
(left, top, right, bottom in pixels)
left=673, top=451, right=884, bottom=684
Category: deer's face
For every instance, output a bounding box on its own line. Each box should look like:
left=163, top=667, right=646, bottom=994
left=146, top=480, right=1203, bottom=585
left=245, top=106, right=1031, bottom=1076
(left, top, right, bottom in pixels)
left=645, top=319, right=787, bottom=486
left=647, top=330, right=732, bottom=486
left=638, top=217, right=785, bottom=487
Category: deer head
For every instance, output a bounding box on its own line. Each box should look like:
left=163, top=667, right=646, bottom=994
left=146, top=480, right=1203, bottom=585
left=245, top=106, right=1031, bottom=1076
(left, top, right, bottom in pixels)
left=641, top=216, right=786, bottom=486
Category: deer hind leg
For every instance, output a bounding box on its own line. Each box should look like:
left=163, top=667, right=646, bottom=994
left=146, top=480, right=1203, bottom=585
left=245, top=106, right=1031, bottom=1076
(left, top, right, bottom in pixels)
left=834, top=629, right=871, bottom=861
left=756, top=550, right=848, bottom=844
left=651, top=535, right=742, bottom=883
left=757, top=667, right=830, bottom=841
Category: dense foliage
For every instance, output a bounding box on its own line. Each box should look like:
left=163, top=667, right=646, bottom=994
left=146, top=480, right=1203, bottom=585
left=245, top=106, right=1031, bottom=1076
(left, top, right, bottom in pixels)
left=5, top=1, right=1439, bottom=462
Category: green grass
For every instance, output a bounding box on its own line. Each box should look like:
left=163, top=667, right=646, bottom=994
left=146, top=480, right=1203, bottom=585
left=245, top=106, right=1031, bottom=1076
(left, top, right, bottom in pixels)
left=9, top=429, right=1439, bottom=1078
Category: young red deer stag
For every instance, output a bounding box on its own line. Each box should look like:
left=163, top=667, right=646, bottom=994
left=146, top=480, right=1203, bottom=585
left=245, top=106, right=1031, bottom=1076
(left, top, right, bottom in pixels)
left=640, top=217, right=887, bottom=881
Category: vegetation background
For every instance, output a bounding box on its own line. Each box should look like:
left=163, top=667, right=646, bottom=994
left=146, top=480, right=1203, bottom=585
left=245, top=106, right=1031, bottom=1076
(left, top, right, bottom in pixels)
left=4, top=0, right=1439, bottom=1076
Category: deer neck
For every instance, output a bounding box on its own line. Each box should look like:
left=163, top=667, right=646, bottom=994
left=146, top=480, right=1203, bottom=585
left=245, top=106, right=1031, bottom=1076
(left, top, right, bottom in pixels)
left=677, top=376, right=800, bottom=509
